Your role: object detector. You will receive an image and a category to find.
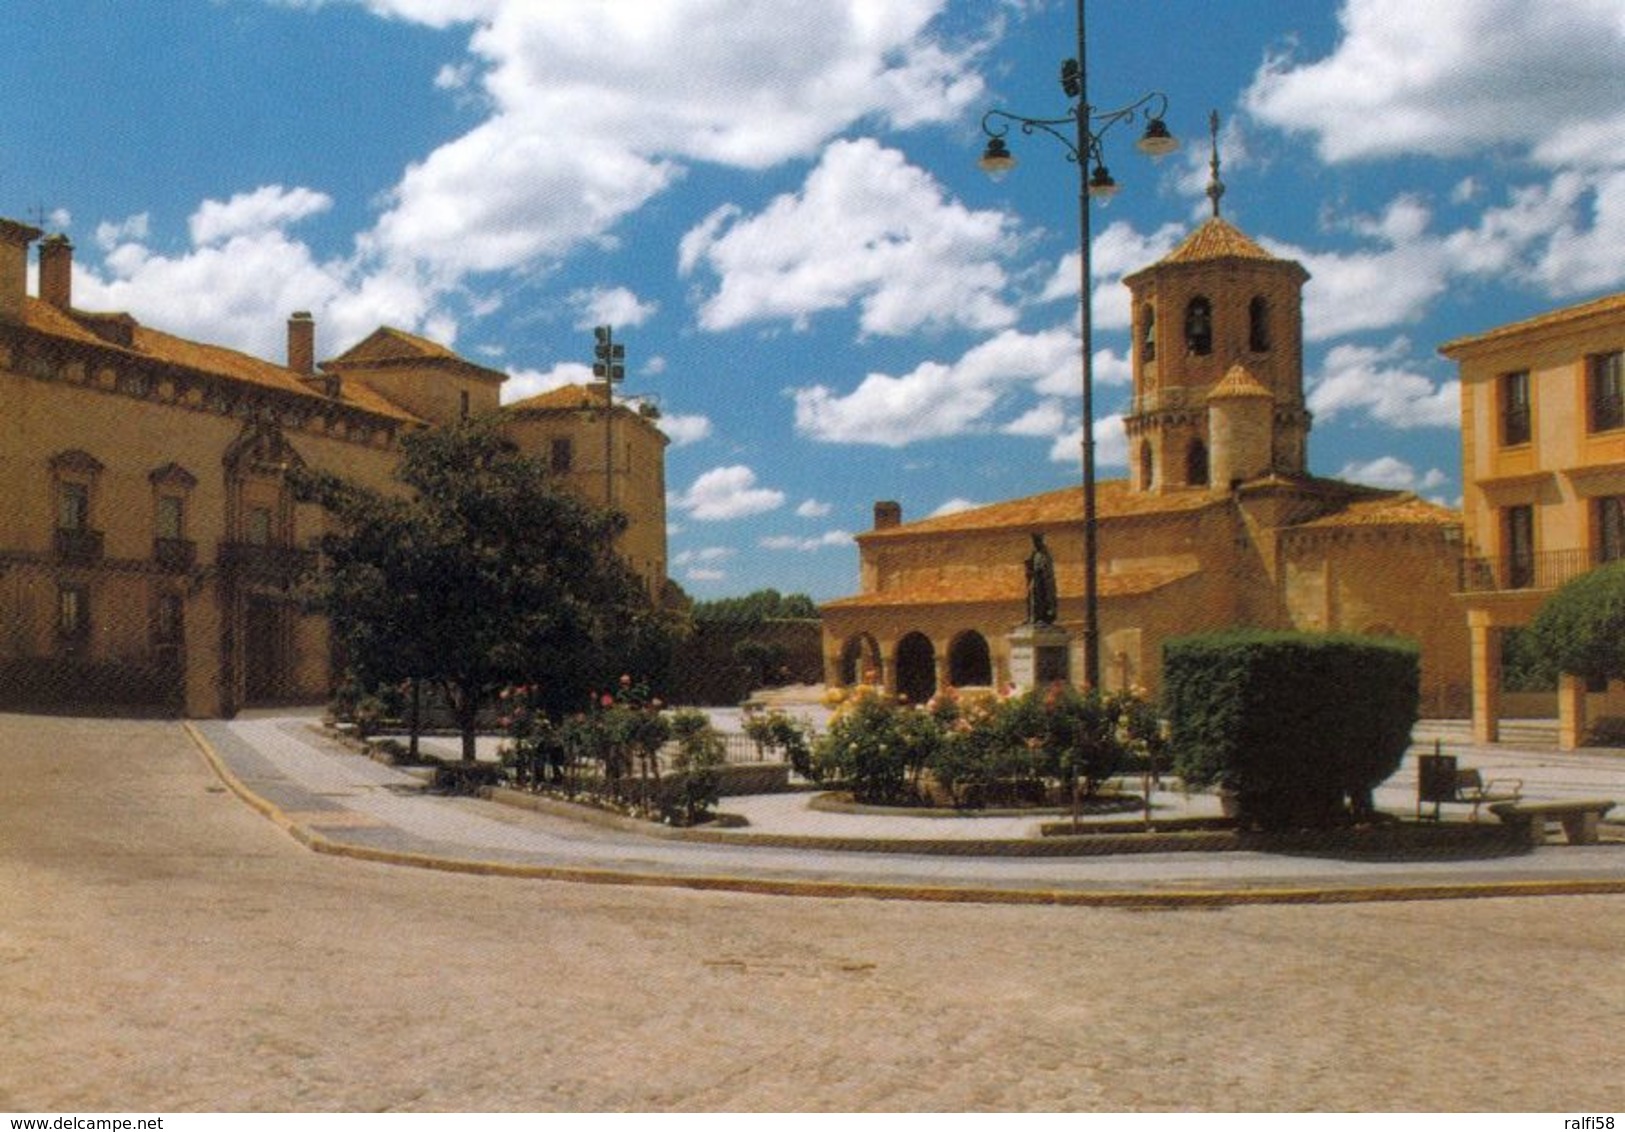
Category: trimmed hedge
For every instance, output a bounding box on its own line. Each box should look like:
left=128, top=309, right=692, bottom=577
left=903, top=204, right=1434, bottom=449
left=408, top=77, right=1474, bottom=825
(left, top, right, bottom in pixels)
left=1164, top=631, right=1419, bottom=830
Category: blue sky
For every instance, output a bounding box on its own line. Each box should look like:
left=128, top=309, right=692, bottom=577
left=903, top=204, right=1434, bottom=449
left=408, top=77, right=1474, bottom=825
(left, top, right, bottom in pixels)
left=6, top=0, right=1625, bottom=601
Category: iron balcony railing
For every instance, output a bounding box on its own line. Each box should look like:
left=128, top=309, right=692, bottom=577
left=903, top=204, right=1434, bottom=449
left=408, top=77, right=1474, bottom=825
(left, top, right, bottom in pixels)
left=153, top=537, right=197, bottom=573
left=1457, top=546, right=1615, bottom=594
left=53, top=527, right=105, bottom=564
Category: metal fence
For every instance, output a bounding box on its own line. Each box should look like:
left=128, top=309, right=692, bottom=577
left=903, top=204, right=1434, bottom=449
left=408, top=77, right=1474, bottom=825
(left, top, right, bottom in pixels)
left=1458, top=547, right=1606, bottom=594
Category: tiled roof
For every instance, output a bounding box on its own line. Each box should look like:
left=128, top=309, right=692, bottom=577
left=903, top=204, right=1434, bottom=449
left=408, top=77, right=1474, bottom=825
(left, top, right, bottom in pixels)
left=326, top=325, right=506, bottom=384
left=822, top=564, right=1199, bottom=610
left=861, top=481, right=1220, bottom=541
left=1208, top=363, right=1273, bottom=400
left=1439, top=291, right=1625, bottom=356
left=1290, top=492, right=1460, bottom=530
left=505, top=383, right=609, bottom=412
left=20, top=298, right=423, bottom=424
left=1160, top=217, right=1278, bottom=265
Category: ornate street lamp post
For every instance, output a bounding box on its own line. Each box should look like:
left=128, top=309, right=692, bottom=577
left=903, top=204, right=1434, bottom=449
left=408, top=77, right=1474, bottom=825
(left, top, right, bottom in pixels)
left=980, top=0, right=1176, bottom=690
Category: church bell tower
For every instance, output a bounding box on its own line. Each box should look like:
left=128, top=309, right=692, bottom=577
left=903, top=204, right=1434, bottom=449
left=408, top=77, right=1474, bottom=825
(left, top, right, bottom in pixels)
left=1121, top=113, right=1311, bottom=496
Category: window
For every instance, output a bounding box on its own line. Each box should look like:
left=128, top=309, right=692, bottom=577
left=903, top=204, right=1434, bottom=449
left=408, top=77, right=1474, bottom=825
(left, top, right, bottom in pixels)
left=245, top=506, right=273, bottom=546
left=57, top=481, right=89, bottom=532
left=551, top=437, right=573, bottom=474
left=1186, top=439, right=1209, bottom=487
left=57, top=584, right=89, bottom=644
left=1599, top=496, right=1625, bottom=564
left=1139, top=303, right=1156, bottom=362
left=154, top=593, right=184, bottom=647
left=1588, top=351, right=1623, bottom=433
left=1500, top=370, right=1531, bottom=446
left=1506, top=504, right=1535, bottom=588
left=156, top=494, right=184, bottom=540
left=1248, top=296, right=1271, bottom=352
left=459, top=389, right=471, bottom=421
left=1139, top=441, right=1154, bottom=491
left=1184, top=297, right=1212, bottom=356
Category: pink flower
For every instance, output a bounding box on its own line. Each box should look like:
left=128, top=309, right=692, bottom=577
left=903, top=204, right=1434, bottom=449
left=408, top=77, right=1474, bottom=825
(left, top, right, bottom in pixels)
left=601, top=694, right=615, bottom=708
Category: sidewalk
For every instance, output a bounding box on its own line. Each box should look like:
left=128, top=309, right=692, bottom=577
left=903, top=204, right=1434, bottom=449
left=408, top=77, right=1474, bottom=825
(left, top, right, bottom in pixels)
left=191, top=712, right=1625, bottom=906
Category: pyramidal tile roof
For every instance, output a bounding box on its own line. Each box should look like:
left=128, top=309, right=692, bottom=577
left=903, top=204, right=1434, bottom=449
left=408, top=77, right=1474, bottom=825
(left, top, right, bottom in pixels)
left=1159, top=216, right=1278, bottom=265
left=1208, top=363, right=1273, bottom=400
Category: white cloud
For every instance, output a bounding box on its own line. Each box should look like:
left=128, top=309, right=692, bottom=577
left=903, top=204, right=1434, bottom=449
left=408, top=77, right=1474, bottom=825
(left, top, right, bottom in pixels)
left=793, top=325, right=1078, bottom=445
left=1047, top=414, right=1129, bottom=469
left=930, top=498, right=982, bottom=517
left=1337, top=455, right=1450, bottom=492
left=1308, top=339, right=1460, bottom=429
left=1040, top=221, right=1186, bottom=331
left=672, top=545, right=735, bottom=583
left=360, top=0, right=982, bottom=285
left=760, top=530, right=854, bottom=552
left=796, top=499, right=833, bottom=518
left=1244, top=0, right=1625, bottom=166
left=680, top=138, right=1016, bottom=336
left=658, top=412, right=712, bottom=447
left=671, top=465, right=786, bottom=521
left=189, top=185, right=332, bottom=246
left=569, top=286, right=658, bottom=331
left=94, top=214, right=149, bottom=252
left=500, top=361, right=592, bottom=404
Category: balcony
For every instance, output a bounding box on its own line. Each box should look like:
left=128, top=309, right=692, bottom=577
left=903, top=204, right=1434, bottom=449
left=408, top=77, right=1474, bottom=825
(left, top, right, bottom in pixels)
left=153, top=537, right=197, bottom=573
left=1457, top=547, right=1612, bottom=594
left=53, top=527, right=105, bottom=565
left=217, top=542, right=316, bottom=581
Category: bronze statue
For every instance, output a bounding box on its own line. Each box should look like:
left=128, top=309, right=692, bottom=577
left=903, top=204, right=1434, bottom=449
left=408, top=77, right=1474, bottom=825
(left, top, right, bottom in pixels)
left=1025, top=532, right=1057, bottom=625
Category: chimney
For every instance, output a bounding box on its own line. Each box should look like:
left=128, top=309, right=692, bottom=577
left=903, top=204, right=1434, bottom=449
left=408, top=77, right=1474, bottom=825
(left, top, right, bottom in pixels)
left=287, top=311, right=315, bottom=376
left=0, top=218, right=42, bottom=324
left=873, top=500, right=902, bottom=530
left=38, top=234, right=73, bottom=310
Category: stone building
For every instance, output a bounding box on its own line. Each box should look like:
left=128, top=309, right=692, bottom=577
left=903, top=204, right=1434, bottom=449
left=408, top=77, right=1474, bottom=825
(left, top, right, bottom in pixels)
left=1441, top=292, right=1625, bottom=747
left=821, top=210, right=1471, bottom=713
left=0, top=218, right=668, bottom=717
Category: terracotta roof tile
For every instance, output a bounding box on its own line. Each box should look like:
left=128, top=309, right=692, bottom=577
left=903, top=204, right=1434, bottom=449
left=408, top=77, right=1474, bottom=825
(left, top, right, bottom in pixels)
left=1208, top=363, right=1273, bottom=400
left=1291, top=492, right=1460, bottom=529
left=20, top=298, right=423, bottom=424
left=822, top=564, right=1199, bottom=610
left=861, top=481, right=1219, bottom=541
left=1160, top=217, right=1278, bottom=265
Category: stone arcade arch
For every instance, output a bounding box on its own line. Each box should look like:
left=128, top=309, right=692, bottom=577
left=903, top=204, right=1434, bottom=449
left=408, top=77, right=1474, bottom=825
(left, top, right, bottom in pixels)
left=838, top=633, right=882, bottom=686
left=894, top=632, right=936, bottom=704
left=947, top=630, right=993, bottom=689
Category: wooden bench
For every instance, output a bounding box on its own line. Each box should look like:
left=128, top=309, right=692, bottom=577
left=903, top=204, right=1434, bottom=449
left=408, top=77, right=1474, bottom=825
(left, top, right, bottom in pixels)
left=1489, top=799, right=1616, bottom=845
left=1417, top=756, right=1522, bottom=822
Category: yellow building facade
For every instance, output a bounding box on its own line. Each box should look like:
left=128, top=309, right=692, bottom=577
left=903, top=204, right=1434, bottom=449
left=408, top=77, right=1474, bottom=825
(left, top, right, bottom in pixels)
left=0, top=219, right=669, bottom=717
left=1441, top=293, right=1625, bottom=747
left=822, top=214, right=1472, bottom=713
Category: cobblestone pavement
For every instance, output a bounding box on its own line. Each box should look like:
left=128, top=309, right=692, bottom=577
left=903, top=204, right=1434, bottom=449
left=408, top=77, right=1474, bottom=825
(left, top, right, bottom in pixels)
left=2, top=712, right=1624, bottom=1112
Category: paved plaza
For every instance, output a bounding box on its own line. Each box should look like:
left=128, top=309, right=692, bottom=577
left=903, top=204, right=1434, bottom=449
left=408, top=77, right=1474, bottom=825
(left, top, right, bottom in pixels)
left=2, top=710, right=1624, bottom=1110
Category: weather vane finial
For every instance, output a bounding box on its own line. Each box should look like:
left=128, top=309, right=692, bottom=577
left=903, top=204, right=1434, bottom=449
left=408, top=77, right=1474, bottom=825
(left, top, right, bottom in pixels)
left=1206, top=110, right=1225, bottom=219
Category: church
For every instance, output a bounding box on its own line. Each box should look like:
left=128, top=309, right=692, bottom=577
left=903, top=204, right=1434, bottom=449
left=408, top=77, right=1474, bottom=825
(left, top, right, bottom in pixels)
left=821, top=200, right=1471, bottom=714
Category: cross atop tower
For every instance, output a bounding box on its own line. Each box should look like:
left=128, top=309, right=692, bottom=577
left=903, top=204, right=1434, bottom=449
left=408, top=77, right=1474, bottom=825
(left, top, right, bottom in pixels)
left=1206, top=110, right=1225, bottom=219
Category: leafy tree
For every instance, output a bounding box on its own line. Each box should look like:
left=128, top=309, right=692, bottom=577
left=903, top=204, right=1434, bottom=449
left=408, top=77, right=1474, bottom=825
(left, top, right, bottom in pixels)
left=291, top=418, right=676, bottom=761
left=691, top=589, right=818, bottom=623
left=1527, top=560, right=1625, bottom=685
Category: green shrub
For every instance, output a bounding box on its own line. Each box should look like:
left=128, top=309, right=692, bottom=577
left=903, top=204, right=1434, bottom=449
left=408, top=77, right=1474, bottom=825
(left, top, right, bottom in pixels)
left=743, top=709, right=816, bottom=778
left=666, top=708, right=725, bottom=825
left=1164, top=631, right=1419, bottom=830
left=814, top=689, right=936, bottom=805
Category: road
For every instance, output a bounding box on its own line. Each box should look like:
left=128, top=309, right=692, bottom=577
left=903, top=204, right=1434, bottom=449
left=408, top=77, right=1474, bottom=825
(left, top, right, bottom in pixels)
left=2, top=713, right=1623, bottom=1111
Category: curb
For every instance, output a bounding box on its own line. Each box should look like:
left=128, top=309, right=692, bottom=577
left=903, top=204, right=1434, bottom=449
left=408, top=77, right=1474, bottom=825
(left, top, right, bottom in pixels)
left=185, top=722, right=1625, bottom=909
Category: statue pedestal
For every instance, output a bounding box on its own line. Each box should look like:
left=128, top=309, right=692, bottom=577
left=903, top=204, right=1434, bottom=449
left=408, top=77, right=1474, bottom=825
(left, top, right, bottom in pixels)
left=1008, top=622, right=1071, bottom=692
